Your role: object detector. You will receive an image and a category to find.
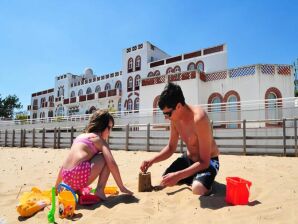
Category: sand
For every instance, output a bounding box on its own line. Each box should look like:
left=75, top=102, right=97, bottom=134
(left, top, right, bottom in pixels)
left=0, top=147, right=298, bottom=224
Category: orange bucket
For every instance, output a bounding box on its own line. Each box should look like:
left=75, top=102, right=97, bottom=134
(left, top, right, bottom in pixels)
left=57, top=183, right=78, bottom=218
left=225, top=177, right=252, bottom=205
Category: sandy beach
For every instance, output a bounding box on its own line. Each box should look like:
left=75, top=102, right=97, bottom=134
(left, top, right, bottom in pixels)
left=1, top=146, right=298, bottom=224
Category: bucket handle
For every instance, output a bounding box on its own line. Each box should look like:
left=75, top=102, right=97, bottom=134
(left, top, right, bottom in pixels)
left=57, top=183, right=78, bottom=203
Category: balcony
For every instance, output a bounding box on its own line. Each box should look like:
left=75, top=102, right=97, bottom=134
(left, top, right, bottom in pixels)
left=79, top=95, right=86, bottom=102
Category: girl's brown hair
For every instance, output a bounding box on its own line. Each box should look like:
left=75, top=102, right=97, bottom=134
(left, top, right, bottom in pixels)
left=85, top=110, right=114, bottom=133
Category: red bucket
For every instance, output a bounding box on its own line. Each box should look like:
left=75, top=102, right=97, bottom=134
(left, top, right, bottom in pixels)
left=226, top=177, right=252, bottom=205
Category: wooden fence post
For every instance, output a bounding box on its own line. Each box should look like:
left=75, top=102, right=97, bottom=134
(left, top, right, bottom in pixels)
left=180, top=138, right=183, bottom=153
left=282, top=118, right=286, bottom=156
left=146, top=123, right=150, bottom=152
left=23, top=129, right=26, bottom=147
left=125, top=124, right=129, bottom=151
left=32, top=128, right=35, bottom=147
left=20, top=129, right=23, bottom=147
left=12, top=130, right=15, bottom=147
left=295, top=118, right=297, bottom=157
left=70, top=126, right=74, bottom=146
left=243, top=119, right=246, bottom=155
left=42, top=128, right=45, bottom=148
left=54, top=128, right=57, bottom=149
left=58, top=127, right=61, bottom=149
left=4, top=130, right=8, bottom=147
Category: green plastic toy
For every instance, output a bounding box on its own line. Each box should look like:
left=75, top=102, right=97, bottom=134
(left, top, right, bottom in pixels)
left=47, top=187, right=56, bottom=223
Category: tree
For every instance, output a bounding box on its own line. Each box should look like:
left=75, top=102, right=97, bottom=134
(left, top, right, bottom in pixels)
left=0, top=94, right=22, bottom=119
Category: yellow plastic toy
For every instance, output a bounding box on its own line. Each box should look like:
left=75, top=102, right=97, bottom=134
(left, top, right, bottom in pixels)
left=16, top=187, right=51, bottom=217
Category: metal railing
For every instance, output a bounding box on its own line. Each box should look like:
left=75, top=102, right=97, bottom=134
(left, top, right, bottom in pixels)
left=0, top=118, right=297, bottom=156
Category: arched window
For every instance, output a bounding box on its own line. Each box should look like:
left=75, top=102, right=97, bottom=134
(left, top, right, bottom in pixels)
left=49, top=96, right=54, bottom=102
left=56, top=105, right=64, bottom=117
left=127, top=99, right=133, bottom=112
left=70, top=91, right=75, bottom=97
left=173, top=66, right=181, bottom=73
left=95, top=85, right=101, bottom=93
left=89, top=106, right=96, bottom=114
left=187, top=63, right=196, bottom=71
left=57, top=86, right=64, bottom=97
left=196, top=61, right=204, bottom=72
left=134, top=98, right=139, bottom=112
left=40, top=97, right=46, bottom=108
left=105, top=83, right=111, bottom=91
left=40, top=112, right=45, bottom=118
left=166, top=67, right=173, bottom=74
left=153, top=95, right=165, bottom=124
left=154, top=70, right=160, bottom=76
left=33, top=113, right=37, bottom=119
left=127, top=58, right=133, bottom=73
left=265, top=88, right=282, bottom=126
left=135, top=75, right=141, bottom=90
left=48, top=111, right=53, bottom=117
left=223, top=91, right=241, bottom=128
left=127, top=76, right=133, bottom=92
left=226, top=95, right=238, bottom=128
left=86, top=87, right=92, bottom=95
left=115, top=81, right=122, bottom=90
left=148, top=72, right=154, bottom=77
left=135, top=55, right=141, bottom=71
left=208, top=93, right=224, bottom=126
left=78, top=89, right=83, bottom=96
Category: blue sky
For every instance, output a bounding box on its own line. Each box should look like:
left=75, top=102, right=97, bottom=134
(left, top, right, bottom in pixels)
left=0, top=0, right=297, bottom=111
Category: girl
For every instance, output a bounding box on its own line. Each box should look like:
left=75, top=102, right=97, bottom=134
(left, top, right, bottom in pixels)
left=55, top=110, right=133, bottom=200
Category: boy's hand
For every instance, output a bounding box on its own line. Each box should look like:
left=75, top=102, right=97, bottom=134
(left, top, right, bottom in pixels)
left=140, top=160, right=152, bottom=173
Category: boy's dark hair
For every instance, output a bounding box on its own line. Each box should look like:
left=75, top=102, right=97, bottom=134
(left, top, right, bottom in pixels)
left=85, top=110, right=114, bottom=133
left=158, top=82, right=185, bottom=110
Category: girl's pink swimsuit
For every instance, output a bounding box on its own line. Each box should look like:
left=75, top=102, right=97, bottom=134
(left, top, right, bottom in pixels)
left=61, top=136, right=98, bottom=190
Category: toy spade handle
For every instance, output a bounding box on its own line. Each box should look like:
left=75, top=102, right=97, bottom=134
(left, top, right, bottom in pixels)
left=47, top=187, right=56, bottom=223
left=57, top=183, right=78, bottom=203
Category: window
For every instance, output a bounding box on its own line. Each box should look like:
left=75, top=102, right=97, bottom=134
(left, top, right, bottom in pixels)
left=196, top=61, right=204, bottom=72
left=127, top=76, right=133, bottom=91
left=56, top=105, right=64, bottom=116
left=173, top=66, right=181, bottom=73
left=115, top=81, right=122, bottom=90
left=70, top=91, right=75, bottom=98
left=267, top=93, right=278, bottom=120
left=134, top=98, right=139, bottom=112
left=95, top=85, right=101, bottom=93
left=166, top=67, right=172, bottom=74
left=86, top=87, right=92, bottom=95
left=187, top=63, right=196, bottom=71
left=105, top=83, right=111, bottom=91
left=48, top=111, right=53, bottom=117
left=127, top=58, right=133, bottom=73
left=49, top=96, right=54, bottom=102
left=127, top=99, right=133, bottom=112
left=208, top=93, right=223, bottom=125
left=148, top=72, right=154, bottom=77
left=154, top=70, right=160, bottom=76
left=78, top=89, right=83, bottom=96
left=40, top=97, right=46, bottom=107
left=265, top=88, right=282, bottom=126
left=226, top=95, right=238, bottom=128
left=135, top=55, right=141, bottom=71
left=135, top=75, right=140, bottom=90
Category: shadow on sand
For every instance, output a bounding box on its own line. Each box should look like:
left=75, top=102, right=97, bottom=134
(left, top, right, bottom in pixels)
left=199, top=181, right=261, bottom=209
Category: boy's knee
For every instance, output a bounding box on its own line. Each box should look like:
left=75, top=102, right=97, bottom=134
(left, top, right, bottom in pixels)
left=192, top=181, right=209, bottom=195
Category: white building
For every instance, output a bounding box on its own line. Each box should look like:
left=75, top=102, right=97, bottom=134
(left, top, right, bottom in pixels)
left=27, top=41, right=294, bottom=127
